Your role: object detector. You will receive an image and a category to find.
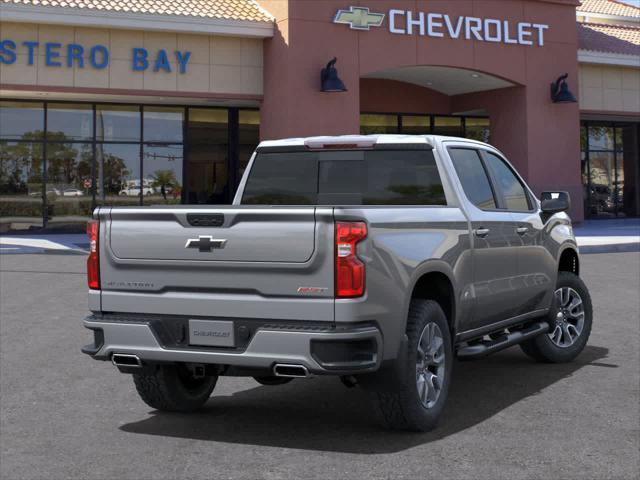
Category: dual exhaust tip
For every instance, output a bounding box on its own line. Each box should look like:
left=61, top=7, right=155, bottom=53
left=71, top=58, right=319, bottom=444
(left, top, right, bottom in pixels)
left=112, top=353, right=142, bottom=368
left=273, top=363, right=309, bottom=378
left=112, top=355, right=309, bottom=378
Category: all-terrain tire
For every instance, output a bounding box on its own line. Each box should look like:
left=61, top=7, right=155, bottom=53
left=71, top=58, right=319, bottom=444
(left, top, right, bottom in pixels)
left=370, top=299, right=453, bottom=432
left=520, top=271, right=593, bottom=363
left=133, top=364, right=217, bottom=412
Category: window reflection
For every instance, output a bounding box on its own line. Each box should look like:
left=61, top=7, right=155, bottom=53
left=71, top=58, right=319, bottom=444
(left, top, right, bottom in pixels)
left=96, top=105, right=140, bottom=142
left=0, top=141, right=44, bottom=228
left=401, top=115, right=430, bottom=135
left=46, top=143, right=94, bottom=226
left=143, top=144, right=183, bottom=204
left=0, top=101, right=44, bottom=140
left=96, top=143, right=141, bottom=206
left=186, top=108, right=228, bottom=204
left=238, top=110, right=260, bottom=183
left=465, top=118, right=491, bottom=143
left=47, top=103, right=93, bottom=141
left=143, top=107, right=183, bottom=143
left=433, top=116, right=463, bottom=136
left=360, top=114, right=398, bottom=135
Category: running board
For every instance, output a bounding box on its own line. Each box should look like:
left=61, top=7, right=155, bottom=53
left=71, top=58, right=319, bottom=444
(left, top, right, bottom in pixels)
left=456, top=321, right=549, bottom=360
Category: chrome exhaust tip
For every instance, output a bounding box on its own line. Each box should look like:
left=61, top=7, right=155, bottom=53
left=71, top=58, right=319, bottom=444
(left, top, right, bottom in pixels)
left=112, top=353, right=142, bottom=368
left=273, top=364, right=309, bottom=378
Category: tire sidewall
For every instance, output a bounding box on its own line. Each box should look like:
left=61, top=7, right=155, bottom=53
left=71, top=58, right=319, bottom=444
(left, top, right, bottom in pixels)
left=403, top=300, right=453, bottom=430
left=532, top=272, right=593, bottom=362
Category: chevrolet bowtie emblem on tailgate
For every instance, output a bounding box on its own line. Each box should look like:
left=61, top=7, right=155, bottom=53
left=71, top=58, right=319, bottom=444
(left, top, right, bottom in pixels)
left=334, top=6, right=385, bottom=31
left=185, top=236, right=227, bottom=253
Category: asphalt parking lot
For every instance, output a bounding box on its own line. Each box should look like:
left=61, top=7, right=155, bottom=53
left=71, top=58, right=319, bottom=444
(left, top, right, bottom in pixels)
left=1, top=252, right=638, bottom=480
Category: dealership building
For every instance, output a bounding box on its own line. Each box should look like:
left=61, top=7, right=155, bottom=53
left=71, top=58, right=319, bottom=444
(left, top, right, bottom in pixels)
left=0, top=0, right=638, bottom=231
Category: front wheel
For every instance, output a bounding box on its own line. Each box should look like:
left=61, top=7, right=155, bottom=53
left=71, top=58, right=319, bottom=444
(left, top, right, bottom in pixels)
left=370, top=299, right=453, bottom=432
left=520, top=271, right=593, bottom=363
left=133, top=364, right=217, bottom=412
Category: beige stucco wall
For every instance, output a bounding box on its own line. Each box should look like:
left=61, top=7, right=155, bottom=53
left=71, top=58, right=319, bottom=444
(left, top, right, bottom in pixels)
left=579, top=63, right=640, bottom=113
left=0, top=22, right=263, bottom=96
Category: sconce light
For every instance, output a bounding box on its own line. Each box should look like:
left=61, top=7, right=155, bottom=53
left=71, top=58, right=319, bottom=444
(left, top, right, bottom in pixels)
left=321, top=57, right=348, bottom=92
left=550, top=73, right=577, bottom=104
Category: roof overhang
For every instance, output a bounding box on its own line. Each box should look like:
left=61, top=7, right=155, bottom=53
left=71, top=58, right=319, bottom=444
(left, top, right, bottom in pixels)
left=0, top=3, right=275, bottom=38
left=578, top=49, right=640, bottom=67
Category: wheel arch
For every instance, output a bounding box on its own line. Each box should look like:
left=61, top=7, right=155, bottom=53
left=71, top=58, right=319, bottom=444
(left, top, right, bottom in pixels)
left=558, top=246, right=580, bottom=276
left=407, top=263, right=457, bottom=338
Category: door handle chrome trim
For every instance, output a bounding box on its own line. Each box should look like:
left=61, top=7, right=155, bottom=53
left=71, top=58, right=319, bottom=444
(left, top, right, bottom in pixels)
left=516, top=227, right=529, bottom=235
left=474, top=228, right=490, bottom=238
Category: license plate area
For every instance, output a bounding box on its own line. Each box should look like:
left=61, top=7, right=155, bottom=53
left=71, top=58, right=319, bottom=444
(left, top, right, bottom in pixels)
left=188, top=319, right=235, bottom=347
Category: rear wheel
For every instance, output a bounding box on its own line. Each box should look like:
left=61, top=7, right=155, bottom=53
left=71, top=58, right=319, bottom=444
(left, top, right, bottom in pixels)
left=520, top=271, right=592, bottom=363
left=370, top=299, right=452, bottom=432
left=133, top=364, right=217, bottom=412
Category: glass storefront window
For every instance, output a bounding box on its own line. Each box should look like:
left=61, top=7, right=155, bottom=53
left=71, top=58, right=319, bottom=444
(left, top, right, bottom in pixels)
left=186, top=108, right=229, bottom=204
left=465, top=118, right=491, bottom=143
left=238, top=110, right=260, bottom=180
left=433, top=116, right=463, bottom=136
left=0, top=141, right=44, bottom=229
left=360, top=114, right=398, bottom=135
left=47, top=103, right=93, bottom=141
left=96, top=105, right=141, bottom=142
left=46, top=143, right=93, bottom=226
left=143, top=107, right=183, bottom=143
left=143, top=144, right=183, bottom=204
left=588, top=126, right=614, bottom=151
left=97, top=143, right=141, bottom=206
left=0, top=101, right=44, bottom=140
left=587, top=151, right=616, bottom=218
left=401, top=115, right=430, bottom=135
left=0, top=100, right=262, bottom=229
left=582, top=121, right=639, bottom=218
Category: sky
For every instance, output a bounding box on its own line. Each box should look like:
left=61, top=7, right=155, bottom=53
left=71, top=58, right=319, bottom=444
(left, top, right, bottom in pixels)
left=617, top=0, right=640, bottom=7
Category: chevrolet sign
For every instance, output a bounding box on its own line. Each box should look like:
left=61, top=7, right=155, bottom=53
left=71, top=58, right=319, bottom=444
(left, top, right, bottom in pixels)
left=334, top=6, right=549, bottom=47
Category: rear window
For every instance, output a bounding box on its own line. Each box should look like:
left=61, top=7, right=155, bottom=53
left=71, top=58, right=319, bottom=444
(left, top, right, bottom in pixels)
left=241, top=150, right=447, bottom=206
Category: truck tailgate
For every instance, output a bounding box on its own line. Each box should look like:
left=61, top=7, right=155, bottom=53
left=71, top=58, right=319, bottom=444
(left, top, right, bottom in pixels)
left=98, top=207, right=335, bottom=321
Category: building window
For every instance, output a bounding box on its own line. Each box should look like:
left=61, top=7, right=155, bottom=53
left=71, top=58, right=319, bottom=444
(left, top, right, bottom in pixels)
left=582, top=121, right=639, bottom=218
left=0, top=100, right=261, bottom=232
left=361, top=113, right=490, bottom=142
left=361, top=114, right=399, bottom=134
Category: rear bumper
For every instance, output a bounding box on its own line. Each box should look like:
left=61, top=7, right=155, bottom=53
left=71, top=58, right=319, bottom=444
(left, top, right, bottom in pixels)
left=82, top=315, right=382, bottom=375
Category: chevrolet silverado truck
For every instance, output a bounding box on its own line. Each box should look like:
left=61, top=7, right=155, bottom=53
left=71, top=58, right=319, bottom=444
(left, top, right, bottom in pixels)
left=82, top=135, right=592, bottom=431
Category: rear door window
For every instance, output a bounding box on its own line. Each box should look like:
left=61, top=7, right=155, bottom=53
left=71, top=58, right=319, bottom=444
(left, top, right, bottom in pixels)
left=448, top=148, right=497, bottom=210
left=482, top=152, right=531, bottom=211
left=241, top=150, right=447, bottom=205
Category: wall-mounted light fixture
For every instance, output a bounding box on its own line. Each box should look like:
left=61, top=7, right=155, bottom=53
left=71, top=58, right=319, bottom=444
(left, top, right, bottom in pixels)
left=321, top=57, right=347, bottom=92
left=550, top=73, right=577, bottom=104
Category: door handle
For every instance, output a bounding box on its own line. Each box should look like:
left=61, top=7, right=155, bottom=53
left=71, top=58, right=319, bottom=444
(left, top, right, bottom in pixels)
left=474, top=228, right=490, bottom=238
left=516, top=227, right=529, bottom=235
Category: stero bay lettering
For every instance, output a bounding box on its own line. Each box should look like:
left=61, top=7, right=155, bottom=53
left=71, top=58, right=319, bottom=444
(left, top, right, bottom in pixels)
left=0, top=40, right=192, bottom=73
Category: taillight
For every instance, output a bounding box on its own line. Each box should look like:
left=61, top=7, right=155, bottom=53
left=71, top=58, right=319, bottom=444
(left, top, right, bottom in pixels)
left=335, top=222, right=367, bottom=298
left=87, top=219, right=100, bottom=290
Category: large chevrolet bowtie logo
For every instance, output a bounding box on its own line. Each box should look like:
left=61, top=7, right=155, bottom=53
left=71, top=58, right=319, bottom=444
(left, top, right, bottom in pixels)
left=185, top=235, right=227, bottom=253
left=334, top=6, right=385, bottom=31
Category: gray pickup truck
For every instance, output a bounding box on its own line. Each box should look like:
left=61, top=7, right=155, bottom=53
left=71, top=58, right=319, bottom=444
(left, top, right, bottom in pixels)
left=82, top=135, right=592, bottom=431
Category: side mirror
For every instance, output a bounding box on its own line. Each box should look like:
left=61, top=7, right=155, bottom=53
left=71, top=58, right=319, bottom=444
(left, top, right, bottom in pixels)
left=541, top=191, right=571, bottom=214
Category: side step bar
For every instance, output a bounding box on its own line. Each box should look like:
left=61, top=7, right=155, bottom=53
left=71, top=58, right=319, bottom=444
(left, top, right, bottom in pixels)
left=456, top=321, right=549, bottom=360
